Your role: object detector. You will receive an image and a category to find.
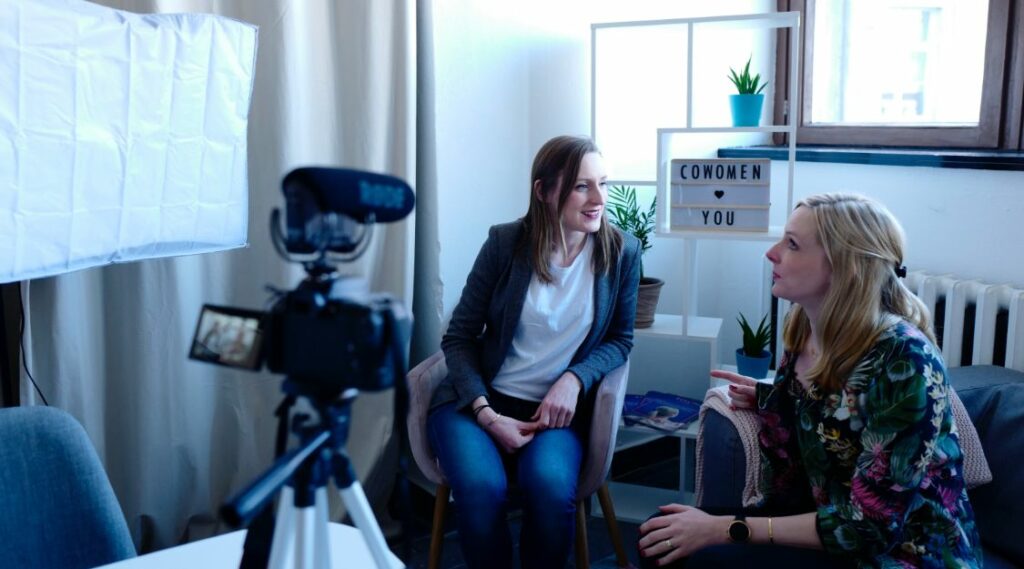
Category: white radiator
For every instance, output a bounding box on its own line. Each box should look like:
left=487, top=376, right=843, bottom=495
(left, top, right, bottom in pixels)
left=906, top=271, right=1024, bottom=372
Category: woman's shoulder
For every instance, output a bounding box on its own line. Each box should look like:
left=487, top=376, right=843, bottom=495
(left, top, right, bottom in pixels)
left=874, top=318, right=939, bottom=359
left=858, top=318, right=945, bottom=386
left=482, top=219, right=527, bottom=251
left=489, top=219, right=525, bottom=237
left=615, top=227, right=642, bottom=258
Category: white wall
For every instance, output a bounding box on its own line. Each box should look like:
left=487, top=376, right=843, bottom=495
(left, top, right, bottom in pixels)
left=431, top=0, right=774, bottom=324
left=430, top=0, right=532, bottom=331
left=428, top=1, right=1024, bottom=371
left=698, top=163, right=1024, bottom=364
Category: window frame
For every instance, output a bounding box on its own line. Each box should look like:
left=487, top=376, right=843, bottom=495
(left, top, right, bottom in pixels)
left=775, top=0, right=1024, bottom=149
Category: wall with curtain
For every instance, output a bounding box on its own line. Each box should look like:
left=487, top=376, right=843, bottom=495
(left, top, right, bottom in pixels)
left=21, top=0, right=415, bottom=552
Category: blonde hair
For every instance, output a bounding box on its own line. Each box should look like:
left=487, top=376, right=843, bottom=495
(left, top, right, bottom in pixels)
left=523, top=135, right=622, bottom=283
left=783, top=193, right=935, bottom=392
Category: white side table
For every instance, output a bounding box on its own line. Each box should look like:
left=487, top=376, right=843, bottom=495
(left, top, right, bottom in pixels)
left=593, top=419, right=701, bottom=524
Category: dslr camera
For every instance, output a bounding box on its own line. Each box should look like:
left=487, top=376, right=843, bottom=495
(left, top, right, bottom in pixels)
left=189, top=167, right=414, bottom=397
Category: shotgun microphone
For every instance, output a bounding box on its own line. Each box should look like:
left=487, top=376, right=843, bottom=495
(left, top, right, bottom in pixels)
left=277, top=167, right=415, bottom=255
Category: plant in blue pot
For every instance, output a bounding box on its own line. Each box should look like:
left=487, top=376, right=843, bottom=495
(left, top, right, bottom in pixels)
left=728, top=56, right=767, bottom=127
left=736, top=312, right=772, bottom=379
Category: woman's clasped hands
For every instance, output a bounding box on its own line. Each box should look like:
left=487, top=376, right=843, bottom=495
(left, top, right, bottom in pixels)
left=482, top=412, right=536, bottom=454
left=530, top=372, right=582, bottom=429
left=480, top=371, right=582, bottom=454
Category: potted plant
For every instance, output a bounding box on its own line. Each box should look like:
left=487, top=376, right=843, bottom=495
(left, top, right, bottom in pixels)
left=736, top=312, right=772, bottom=378
left=607, top=185, right=664, bottom=328
left=728, top=56, right=768, bottom=127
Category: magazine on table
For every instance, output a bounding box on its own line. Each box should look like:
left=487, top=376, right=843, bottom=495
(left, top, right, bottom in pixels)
left=622, top=390, right=703, bottom=432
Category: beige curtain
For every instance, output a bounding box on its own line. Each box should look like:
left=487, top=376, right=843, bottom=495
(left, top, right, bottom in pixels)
left=21, top=0, right=415, bottom=552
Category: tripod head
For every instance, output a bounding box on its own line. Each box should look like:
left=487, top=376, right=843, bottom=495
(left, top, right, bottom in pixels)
left=220, top=379, right=403, bottom=568
left=221, top=381, right=360, bottom=527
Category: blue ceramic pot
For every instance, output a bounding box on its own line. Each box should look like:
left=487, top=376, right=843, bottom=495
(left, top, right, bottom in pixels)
left=729, top=94, right=765, bottom=127
left=735, top=348, right=771, bottom=379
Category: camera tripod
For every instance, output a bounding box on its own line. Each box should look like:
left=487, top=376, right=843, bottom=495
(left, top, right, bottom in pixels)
left=222, top=380, right=403, bottom=569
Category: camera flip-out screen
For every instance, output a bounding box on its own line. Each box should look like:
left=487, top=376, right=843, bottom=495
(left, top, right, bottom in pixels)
left=189, top=305, right=265, bottom=370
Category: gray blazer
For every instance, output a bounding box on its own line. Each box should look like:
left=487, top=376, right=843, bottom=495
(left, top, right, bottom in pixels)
left=431, top=219, right=642, bottom=412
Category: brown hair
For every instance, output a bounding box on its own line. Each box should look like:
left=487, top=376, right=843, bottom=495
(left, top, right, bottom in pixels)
left=783, top=193, right=935, bottom=392
left=523, top=135, right=623, bottom=283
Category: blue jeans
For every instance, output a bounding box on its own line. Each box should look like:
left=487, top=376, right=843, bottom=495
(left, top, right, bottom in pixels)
left=427, top=396, right=584, bottom=569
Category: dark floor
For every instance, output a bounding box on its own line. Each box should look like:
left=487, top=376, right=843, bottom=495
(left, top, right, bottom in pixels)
left=390, top=437, right=680, bottom=569
left=397, top=507, right=644, bottom=569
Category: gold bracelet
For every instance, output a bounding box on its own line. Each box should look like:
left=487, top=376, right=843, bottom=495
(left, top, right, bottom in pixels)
left=768, top=516, right=774, bottom=544
left=487, top=412, right=502, bottom=427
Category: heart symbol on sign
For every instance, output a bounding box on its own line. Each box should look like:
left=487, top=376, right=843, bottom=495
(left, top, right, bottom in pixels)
left=714, top=190, right=725, bottom=199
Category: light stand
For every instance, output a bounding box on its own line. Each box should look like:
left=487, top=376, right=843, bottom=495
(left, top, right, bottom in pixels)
left=221, top=380, right=402, bottom=569
left=0, top=283, right=20, bottom=407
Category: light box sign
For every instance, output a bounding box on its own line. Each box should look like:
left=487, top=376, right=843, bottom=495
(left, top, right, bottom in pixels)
left=669, top=158, right=771, bottom=232
left=0, top=0, right=258, bottom=283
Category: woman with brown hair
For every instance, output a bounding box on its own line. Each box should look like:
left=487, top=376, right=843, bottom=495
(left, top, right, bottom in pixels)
left=428, top=135, right=642, bottom=568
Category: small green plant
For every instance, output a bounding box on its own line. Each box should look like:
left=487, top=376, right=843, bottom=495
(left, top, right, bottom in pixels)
left=728, top=56, right=767, bottom=95
left=738, top=312, right=771, bottom=357
left=607, top=185, right=655, bottom=278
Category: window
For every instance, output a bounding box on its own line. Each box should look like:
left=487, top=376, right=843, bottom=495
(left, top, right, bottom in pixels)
left=776, top=0, right=1024, bottom=149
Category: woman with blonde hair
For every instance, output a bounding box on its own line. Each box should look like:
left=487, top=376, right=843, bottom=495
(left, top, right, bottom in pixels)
left=638, top=193, right=981, bottom=568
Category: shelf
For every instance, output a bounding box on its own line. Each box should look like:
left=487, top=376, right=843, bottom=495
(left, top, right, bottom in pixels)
left=593, top=11, right=799, bottom=32
left=657, top=125, right=793, bottom=135
left=619, top=420, right=700, bottom=441
left=613, top=428, right=666, bottom=452
left=655, top=226, right=783, bottom=241
left=592, top=482, right=694, bottom=523
left=635, top=313, right=721, bottom=341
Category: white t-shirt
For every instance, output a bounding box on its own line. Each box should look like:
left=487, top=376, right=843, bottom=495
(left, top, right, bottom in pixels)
left=491, top=238, right=596, bottom=401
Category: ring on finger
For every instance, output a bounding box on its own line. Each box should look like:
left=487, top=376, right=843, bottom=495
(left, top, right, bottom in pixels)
left=664, top=538, right=672, bottom=550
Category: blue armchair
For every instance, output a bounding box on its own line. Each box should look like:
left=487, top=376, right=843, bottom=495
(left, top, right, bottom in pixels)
left=0, top=406, right=136, bottom=568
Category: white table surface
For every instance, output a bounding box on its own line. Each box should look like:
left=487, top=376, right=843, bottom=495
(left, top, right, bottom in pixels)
left=97, top=522, right=402, bottom=569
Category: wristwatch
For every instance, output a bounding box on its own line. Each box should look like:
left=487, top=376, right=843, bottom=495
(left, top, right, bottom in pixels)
left=727, top=514, right=751, bottom=543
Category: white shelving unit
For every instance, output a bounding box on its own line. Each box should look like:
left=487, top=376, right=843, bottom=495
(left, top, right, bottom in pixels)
left=595, top=421, right=699, bottom=523
left=591, top=11, right=800, bottom=512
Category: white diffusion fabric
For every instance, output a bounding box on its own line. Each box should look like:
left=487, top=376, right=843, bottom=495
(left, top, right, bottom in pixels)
left=0, top=0, right=257, bottom=283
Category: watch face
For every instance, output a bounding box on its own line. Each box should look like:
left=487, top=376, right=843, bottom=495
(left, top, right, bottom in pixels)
left=729, top=520, right=751, bottom=542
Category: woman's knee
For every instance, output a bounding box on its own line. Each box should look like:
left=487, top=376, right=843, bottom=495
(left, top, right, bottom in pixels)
left=519, top=463, right=578, bottom=508
left=518, top=432, right=581, bottom=504
left=428, top=404, right=507, bottom=495
left=451, top=470, right=508, bottom=506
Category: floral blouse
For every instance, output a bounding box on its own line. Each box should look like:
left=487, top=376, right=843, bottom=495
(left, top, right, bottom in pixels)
left=755, top=320, right=982, bottom=568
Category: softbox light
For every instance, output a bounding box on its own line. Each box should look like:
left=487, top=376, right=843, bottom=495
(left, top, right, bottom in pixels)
left=0, top=0, right=258, bottom=283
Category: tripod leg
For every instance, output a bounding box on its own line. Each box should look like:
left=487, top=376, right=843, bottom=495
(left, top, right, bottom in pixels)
left=312, top=488, right=331, bottom=569
left=294, top=502, right=319, bottom=569
left=338, top=483, right=401, bottom=568
left=269, top=487, right=295, bottom=569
